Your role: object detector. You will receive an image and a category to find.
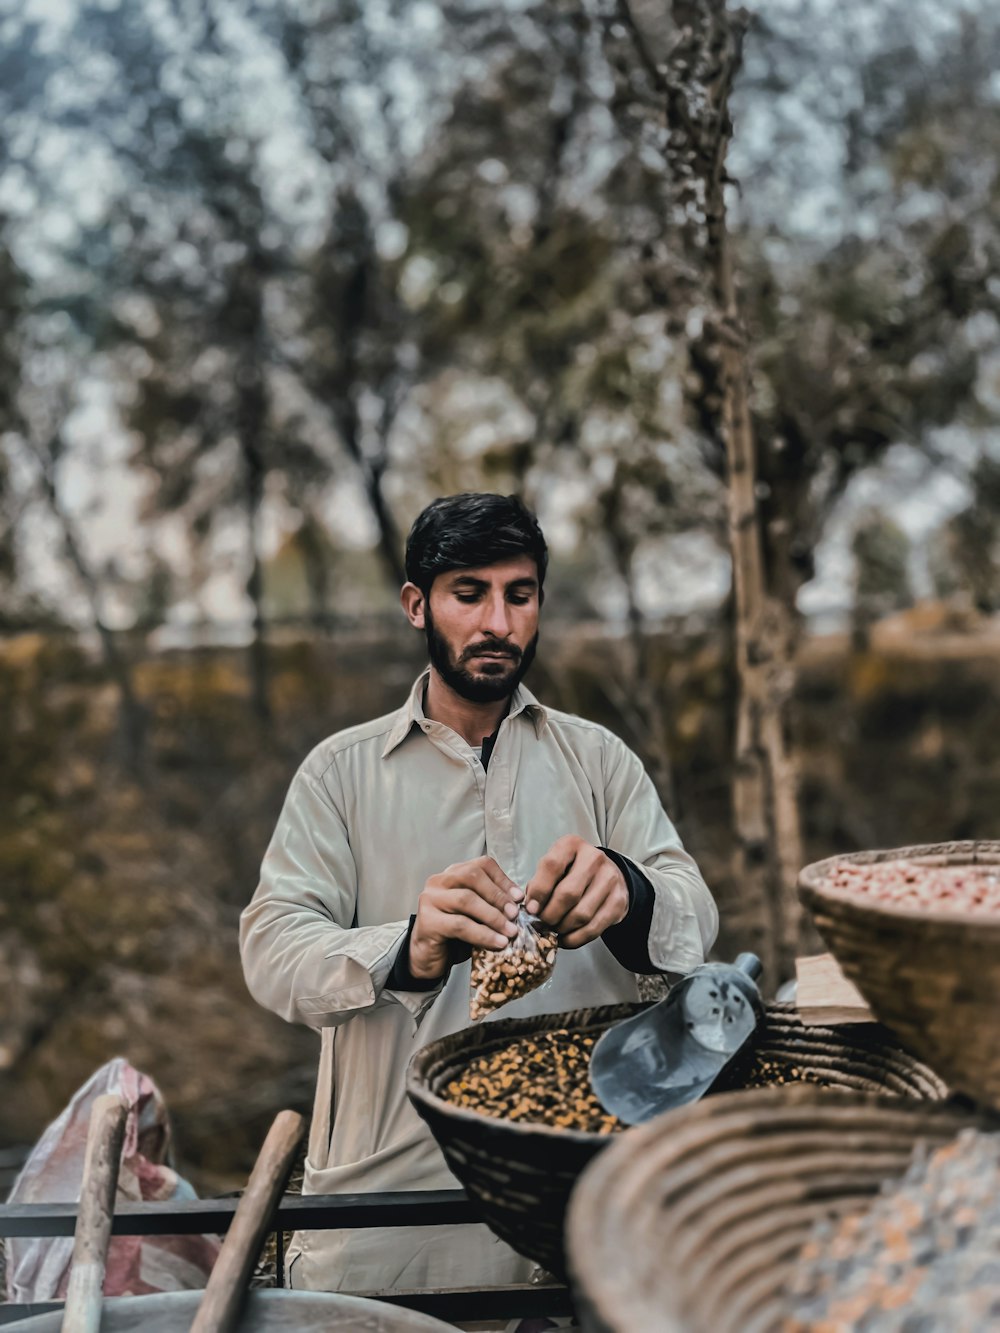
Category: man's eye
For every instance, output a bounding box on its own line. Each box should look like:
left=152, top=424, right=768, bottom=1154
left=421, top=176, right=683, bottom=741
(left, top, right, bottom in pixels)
left=454, top=593, right=480, bottom=603
left=508, top=595, right=531, bottom=605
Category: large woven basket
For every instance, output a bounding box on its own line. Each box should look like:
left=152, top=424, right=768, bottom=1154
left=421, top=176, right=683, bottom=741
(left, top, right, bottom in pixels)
left=566, top=1085, right=996, bottom=1333
left=406, top=1001, right=946, bottom=1280
left=798, top=839, right=1000, bottom=1109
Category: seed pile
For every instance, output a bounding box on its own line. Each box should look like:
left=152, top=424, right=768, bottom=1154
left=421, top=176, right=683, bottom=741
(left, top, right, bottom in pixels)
left=444, top=1030, right=624, bottom=1133
left=743, top=1054, right=829, bottom=1090
left=443, top=1033, right=831, bottom=1133
left=784, top=1128, right=1000, bottom=1331
left=828, top=859, right=1000, bottom=914
left=469, top=912, right=558, bottom=1021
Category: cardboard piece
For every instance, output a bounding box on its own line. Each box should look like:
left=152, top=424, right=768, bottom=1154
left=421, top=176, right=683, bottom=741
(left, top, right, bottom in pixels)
left=796, top=952, right=873, bottom=1025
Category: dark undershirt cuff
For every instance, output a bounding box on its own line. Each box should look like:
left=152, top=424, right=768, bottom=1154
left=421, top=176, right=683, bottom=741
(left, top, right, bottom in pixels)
left=599, top=848, right=660, bottom=974
left=385, top=915, right=445, bottom=992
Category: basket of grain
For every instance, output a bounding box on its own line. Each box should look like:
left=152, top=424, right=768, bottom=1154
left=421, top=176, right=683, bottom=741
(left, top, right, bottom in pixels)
left=566, top=1084, right=998, bottom=1333
left=798, top=839, right=1000, bottom=1109
left=405, top=1001, right=946, bottom=1281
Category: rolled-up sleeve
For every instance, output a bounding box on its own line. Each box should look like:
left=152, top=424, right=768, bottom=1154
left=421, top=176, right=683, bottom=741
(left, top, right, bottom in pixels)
left=602, top=735, right=719, bottom=973
left=240, top=760, right=437, bottom=1029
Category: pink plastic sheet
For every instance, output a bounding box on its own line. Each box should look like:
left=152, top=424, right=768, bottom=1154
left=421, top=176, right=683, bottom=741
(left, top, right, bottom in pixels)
left=5, top=1058, right=221, bottom=1302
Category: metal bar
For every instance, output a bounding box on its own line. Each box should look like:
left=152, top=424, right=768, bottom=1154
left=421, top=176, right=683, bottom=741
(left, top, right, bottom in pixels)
left=379, top=1285, right=575, bottom=1321
left=0, top=1190, right=478, bottom=1238
left=0, top=1285, right=575, bottom=1325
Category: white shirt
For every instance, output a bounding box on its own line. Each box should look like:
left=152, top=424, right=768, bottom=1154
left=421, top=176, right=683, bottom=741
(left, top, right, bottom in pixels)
left=240, top=671, right=718, bottom=1292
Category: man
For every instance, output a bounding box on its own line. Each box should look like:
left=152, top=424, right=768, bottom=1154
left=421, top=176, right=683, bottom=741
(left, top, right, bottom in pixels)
left=240, top=492, right=718, bottom=1297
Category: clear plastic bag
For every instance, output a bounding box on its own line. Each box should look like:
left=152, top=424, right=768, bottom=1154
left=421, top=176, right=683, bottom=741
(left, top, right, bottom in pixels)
left=470, top=906, right=558, bottom=1021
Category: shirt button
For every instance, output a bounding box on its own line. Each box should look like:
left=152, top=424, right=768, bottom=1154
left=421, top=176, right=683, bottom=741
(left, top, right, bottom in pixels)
left=491, top=808, right=504, bottom=817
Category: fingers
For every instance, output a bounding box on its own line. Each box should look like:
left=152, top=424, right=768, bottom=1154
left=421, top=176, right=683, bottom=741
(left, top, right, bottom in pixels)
left=551, top=871, right=611, bottom=937
left=439, top=857, right=522, bottom=916
left=525, top=835, right=582, bottom=916
left=432, top=883, right=518, bottom=938
left=526, top=840, right=630, bottom=947
left=420, top=902, right=513, bottom=952
left=417, top=857, right=523, bottom=954
left=559, top=878, right=629, bottom=949
left=536, top=855, right=597, bottom=931
left=418, top=847, right=628, bottom=957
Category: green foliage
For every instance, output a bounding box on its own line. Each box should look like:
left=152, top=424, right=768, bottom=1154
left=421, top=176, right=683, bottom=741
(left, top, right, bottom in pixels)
left=0, top=0, right=996, bottom=635
left=930, top=458, right=1000, bottom=613
left=850, top=508, right=913, bottom=634
left=734, top=0, right=1000, bottom=605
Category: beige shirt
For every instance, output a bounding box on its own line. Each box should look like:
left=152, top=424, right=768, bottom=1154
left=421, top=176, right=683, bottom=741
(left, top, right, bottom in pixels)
left=240, top=672, right=718, bottom=1294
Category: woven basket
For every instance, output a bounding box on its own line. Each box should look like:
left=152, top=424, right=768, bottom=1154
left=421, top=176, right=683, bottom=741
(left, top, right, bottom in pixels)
left=406, top=1002, right=945, bottom=1280
left=710, top=1003, right=947, bottom=1099
left=566, top=1085, right=996, bottom=1333
left=798, top=839, right=1000, bottom=1109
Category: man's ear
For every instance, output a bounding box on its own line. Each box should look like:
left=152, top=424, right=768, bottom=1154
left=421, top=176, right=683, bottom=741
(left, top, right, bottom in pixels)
left=400, top=581, right=426, bottom=629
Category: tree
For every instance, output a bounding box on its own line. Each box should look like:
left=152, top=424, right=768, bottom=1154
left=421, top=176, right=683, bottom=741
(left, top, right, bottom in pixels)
left=0, top=231, right=25, bottom=618
left=851, top=509, right=913, bottom=646
left=384, top=0, right=728, bottom=806
left=733, top=0, right=1000, bottom=609
left=0, top=199, right=149, bottom=764
left=596, top=0, right=804, bottom=981
left=931, top=458, right=1000, bottom=614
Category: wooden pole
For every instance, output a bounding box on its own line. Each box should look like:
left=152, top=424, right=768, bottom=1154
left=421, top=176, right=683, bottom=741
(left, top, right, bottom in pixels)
left=190, top=1110, right=305, bottom=1333
left=61, top=1094, right=127, bottom=1333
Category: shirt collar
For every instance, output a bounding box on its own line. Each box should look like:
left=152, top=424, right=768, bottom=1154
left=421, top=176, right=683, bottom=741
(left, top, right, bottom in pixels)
left=381, top=668, right=548, bottom=758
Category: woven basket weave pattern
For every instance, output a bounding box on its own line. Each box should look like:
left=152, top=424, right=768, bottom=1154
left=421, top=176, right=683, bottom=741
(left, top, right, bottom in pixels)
left=798, top=839, right=1000, bottom=1108
left=566, top=1086, right=996, bottom=1333
left=407, top=1002, right=945, bottom=1280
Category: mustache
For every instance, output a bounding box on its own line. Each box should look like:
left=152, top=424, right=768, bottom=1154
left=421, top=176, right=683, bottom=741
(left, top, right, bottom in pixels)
left=462, top=640, right=521, bottom=663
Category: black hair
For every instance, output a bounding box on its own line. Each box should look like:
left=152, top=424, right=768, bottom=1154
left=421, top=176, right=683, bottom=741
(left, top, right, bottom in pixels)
left=404, top=493, right=548, bottom=597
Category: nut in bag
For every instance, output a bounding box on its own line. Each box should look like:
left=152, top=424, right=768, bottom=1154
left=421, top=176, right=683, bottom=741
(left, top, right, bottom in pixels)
left=470, top=905, right=558, bottom=1021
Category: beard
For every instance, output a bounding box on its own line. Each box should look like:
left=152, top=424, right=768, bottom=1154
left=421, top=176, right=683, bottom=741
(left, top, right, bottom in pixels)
left=425, top=611, right=538, bottom=704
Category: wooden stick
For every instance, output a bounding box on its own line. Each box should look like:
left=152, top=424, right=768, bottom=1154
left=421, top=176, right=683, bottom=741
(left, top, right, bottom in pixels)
left=61, top=1094, right=127, bottom=1333
left=190, top=1110, right=305, bottom=1333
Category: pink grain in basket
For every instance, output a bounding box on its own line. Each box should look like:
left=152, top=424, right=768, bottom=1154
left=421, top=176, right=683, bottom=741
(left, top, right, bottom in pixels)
left=828, top=859, right=1000, bottom=914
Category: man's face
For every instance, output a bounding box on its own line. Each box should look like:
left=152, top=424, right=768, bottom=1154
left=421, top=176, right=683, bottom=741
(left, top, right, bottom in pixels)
left=423, top=556, right=541, bottom=703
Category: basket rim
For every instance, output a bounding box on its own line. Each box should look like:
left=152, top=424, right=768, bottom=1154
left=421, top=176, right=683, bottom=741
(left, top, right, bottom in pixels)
left=798, top=840, right=1000, bottom=928
left=406, top=1003, right=641, bottom=1145
left=406, top=1002, right=945, bottom=1142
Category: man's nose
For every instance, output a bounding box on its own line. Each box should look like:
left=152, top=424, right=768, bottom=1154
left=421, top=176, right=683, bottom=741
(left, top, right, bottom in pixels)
left=480, top=595, right=513, bottom=638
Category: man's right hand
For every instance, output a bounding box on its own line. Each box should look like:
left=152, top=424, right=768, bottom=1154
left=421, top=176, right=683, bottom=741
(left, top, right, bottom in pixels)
left=409, top=857, right=523, bottom=981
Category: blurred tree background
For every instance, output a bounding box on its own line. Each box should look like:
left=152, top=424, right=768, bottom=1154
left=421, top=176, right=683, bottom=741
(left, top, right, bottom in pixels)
left=1, top=0, right=999, bottom=1190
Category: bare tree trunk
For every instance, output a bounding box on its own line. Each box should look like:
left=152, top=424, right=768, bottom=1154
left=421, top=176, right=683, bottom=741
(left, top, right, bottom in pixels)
left=243, top=440, right=271, bottom=726
left=706, top=53, right=804, bottom=985
left=234, top=266, right=272, bottom=726
left=602, top=497, right=679, bottom=816
left=597, top=0, right=804, bottom=984
left=296, top=509, right=335, bottom=632
left=325, top=203, right=407, bottom=591
left=328, top=381, right=405, bottom=589
left=30, top=438, right=147, bottom=774
left=364, top=449, right=406, bottom=588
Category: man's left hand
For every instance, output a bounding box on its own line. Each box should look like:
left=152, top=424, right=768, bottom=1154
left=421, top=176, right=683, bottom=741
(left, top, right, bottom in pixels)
left=525, top=835, right=629, bottom=949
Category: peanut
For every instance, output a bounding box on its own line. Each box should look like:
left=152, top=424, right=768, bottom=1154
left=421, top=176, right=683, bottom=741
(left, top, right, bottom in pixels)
left=827, top=859, right=1000, bottom=914
left=469, top=913, right=558, bottom=1021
